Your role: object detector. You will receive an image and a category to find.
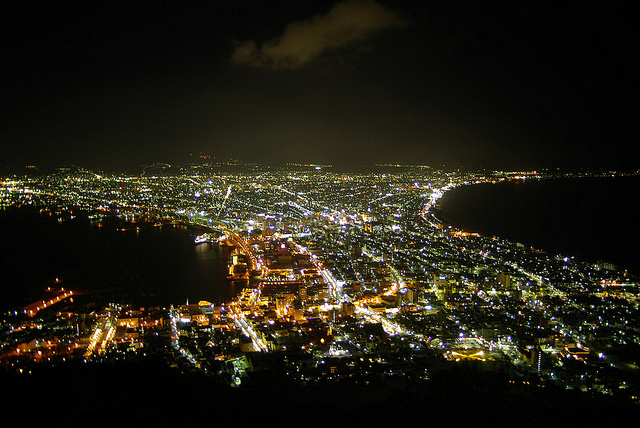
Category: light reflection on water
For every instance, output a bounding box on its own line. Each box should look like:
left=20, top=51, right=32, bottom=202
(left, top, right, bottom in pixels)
left=0, top=208, right=241, bottom=308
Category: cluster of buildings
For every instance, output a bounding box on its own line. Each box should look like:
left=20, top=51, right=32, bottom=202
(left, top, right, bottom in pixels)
left=1, top=163, right=639, bottom=401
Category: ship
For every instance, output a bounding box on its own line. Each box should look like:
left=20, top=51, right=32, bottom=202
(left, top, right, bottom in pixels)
left=195, top=233, right=213, bottom=244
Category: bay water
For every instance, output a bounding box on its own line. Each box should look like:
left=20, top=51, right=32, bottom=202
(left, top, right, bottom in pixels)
left=437, top=176, right=640, bottom=274
left=0, top=207, right=237, bottom=309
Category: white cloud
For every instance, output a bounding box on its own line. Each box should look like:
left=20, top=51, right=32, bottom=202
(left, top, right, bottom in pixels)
left=231, top=0, right=405, bottom=70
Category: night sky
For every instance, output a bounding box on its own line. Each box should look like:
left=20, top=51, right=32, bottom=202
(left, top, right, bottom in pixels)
left=2, top=1, right=639, bottom=172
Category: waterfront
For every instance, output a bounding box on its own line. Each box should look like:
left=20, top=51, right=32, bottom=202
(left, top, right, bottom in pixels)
left=438, top=175, right=640, bottom=275
left=2, top=175, right=639, bottom=310
left=0, top=206, right=235, bottom=309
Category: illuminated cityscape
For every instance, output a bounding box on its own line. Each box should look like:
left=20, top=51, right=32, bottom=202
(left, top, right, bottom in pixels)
left=2, top=163, right=640, bottom=423
left=3, top=1, right=640, bottom=423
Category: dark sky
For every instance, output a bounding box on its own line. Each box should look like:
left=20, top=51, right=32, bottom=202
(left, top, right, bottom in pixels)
left=2, top=1, right=639, bottom=172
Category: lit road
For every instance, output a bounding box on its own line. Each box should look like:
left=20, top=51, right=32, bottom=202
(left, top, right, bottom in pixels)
left=294, top=242, right=345, bottom=300
left=295, top=240, right=410, bottom=336
left=223, top=230, right=262, bottom=273
left=168, top=308, right=197, bottom=366
left=24, top=288, right=76, bottom=318
left=354, top=305, right=408, bottom=336
left=229, top=304, right=269, bottom=352
left=84, top=316, right=117, bottom=360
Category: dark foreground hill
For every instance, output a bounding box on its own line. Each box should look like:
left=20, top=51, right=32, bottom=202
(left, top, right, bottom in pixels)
left=4, top=359, right=639, bottom=428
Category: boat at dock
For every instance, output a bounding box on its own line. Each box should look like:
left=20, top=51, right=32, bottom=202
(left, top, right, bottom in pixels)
left=195, top=233, right=213, bottom=244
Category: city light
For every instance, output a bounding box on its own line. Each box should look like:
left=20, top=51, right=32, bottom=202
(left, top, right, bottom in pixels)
left=1, top=165, right=639, bottom=399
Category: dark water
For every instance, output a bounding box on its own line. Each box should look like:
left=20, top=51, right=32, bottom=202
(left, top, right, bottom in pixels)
left=0, top=207, right=240, bottom=308
left=438, top=176, right=640, bottom=274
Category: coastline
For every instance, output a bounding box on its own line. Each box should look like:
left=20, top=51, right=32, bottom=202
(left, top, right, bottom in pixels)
left=0, top=208, right=233, bottom=309
left=433, top=175, right=640, bottom=275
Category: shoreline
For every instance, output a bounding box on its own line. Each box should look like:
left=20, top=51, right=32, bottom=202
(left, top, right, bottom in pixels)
left=0, top=208, right=234, bottom=310
left=432, top=175, right=640, bottom=275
